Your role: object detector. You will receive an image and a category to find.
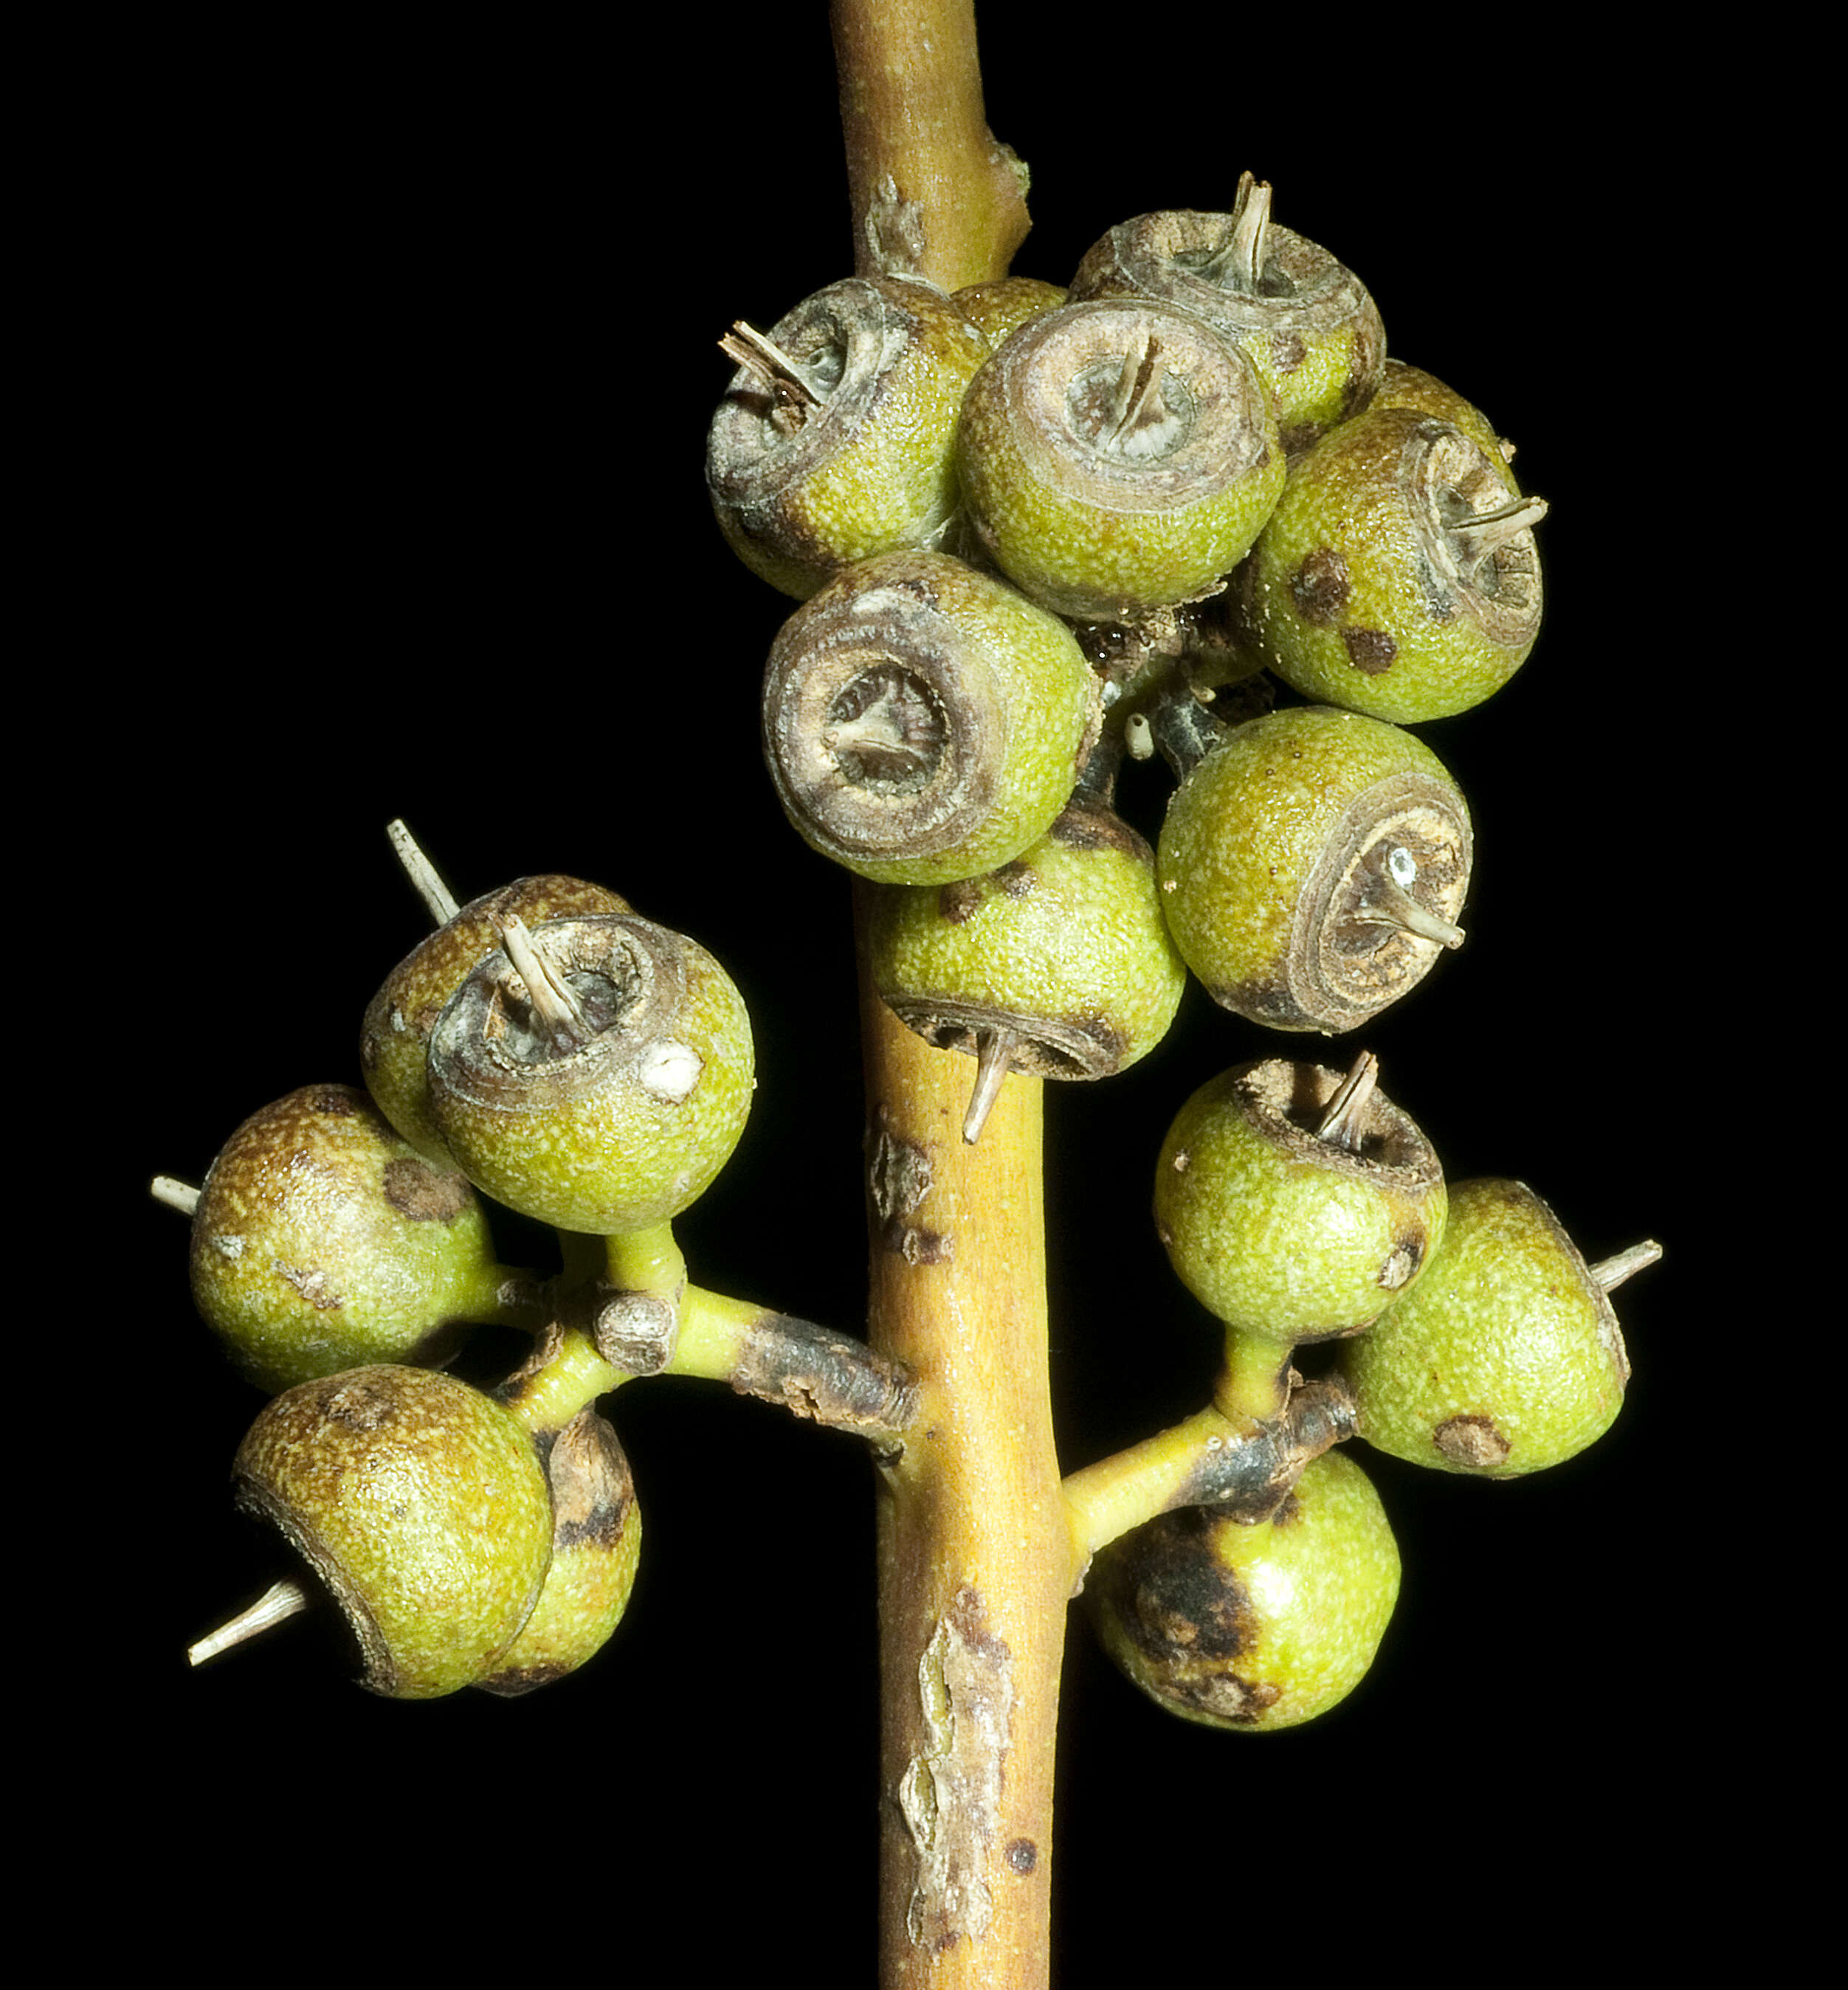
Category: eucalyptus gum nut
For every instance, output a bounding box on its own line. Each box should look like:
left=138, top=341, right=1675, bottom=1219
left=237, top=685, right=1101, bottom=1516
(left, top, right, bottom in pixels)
left=1069, top=196, right=1386, bottom=456
left=189, top=1085, right=509, bottom=1393
left=1235, top=406, right=1544, bottom=722
left=1153, top=1057, right=1446, bottom=1344
left=954, top=298, right=1283, bottom=622
left=761, top=550, right=1101, bottom=885
left=951, top=274, right=1069, bottom=350
left=362, top=874, right=631, bottom=1166
left=1342, top=1180, right=1632, bottom=1477
left=1371, top=359, right=1520, bottom=495
left=476, top=1409, right=641, bottom=1696
left=427, top=913, right=754, bottom=1237
left=232, top=1366, right=555, bottom=1699
left=865, top=798, right=1187, bottom=1081
left=1085, top=1451, right=1400, bottom=1732
left=1156, top=705, right=1471, bottom=1032
left=706, top=274, right=992, bottom=601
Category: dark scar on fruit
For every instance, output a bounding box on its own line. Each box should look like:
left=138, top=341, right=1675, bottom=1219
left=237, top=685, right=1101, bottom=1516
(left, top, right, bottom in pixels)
left=1342, top=626, right=1398, bottom=674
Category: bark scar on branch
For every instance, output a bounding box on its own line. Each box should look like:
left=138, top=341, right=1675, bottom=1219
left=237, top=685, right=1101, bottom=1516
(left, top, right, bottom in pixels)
left=898, top=1586, right=1015, bottom=1955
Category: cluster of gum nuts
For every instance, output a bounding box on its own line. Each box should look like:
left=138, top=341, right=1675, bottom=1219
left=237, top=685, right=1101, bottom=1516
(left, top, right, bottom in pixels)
left=163, top=176, right=1661, bottom=1729
left=706, top=171, right=1658, bottom=1727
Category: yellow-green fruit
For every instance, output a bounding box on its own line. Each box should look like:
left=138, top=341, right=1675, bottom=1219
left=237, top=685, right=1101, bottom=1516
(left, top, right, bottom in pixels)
left=951, top=275, right=1069, bottom=350
left=232, top=1366, right=554, bottom=1699
left=362, top=873, right=631, bottom=1166
left=1154, top=1057, right=1445, bottom=1344
left=477, top=1409, right=641, bottom=1696
left=190, top=1085, right=514, bottom=1392
left=955, top=297, right=1283, bottom=622
left=428, top=913, right=754, bottom=1237
left=865, top=798, right=1187, bottom=1084
left=1086, top=1451, right=1400, bottom=1731
left=1342, top=1179, right=1632, bottom=1477
left=761, top=550, right=1100, bottom=885
left=1236, top=405, right=1545, bottom=722
left=1069, top=182, right=1385, bottom=456
left=706, top=274, right=991, bottom=600
left=1156, top=705, right=1472, bottom=1032
left=1371, top=359, right=1520, bottom=494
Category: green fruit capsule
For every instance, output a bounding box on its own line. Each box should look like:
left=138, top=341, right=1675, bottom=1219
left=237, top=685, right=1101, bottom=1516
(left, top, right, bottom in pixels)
left=476, top=1409, right=641, bottom=1696
left=428, top=911, right=754, bottom=1237
left=1155, top=1055, right=1447, bottom=1344
left=1371, top=359, right=1520, bottom=494
left=1086, top=1451, right=1400, bottom=1731
left=865, top=797, right=1188, bottom=1141
left=1236, top=405, right=1546, bottom=722
left=1069, top=175, right=1386, bottom=457
left=1156, top=705, right=1472, bottom=1032
left=951, top=274, right=1069, bottom=351
left=954, top=297, right=1283, bottom=622
left=1342, top=1179, right=1658, bottom=1478
left=706, top=274, right=992, bottom=600
left=232, top=1365, right=555, bottom=1699
left=362, top=872, right=632, bottom=1167
left=761, top=550, right=1100, bottom=885
left=189, top=1084, right=523, bottom=1392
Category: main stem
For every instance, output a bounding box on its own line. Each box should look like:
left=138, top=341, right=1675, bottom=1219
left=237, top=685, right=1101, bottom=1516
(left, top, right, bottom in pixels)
left=829, top=10, right=1056, bottom=1983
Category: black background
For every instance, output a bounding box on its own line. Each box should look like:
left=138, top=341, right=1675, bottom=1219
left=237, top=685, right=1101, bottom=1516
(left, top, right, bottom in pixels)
left=100, top=7, right=1730, bottom=1975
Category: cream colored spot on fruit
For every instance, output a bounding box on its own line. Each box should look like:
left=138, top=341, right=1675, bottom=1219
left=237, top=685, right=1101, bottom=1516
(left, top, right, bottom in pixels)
left=211, top=1233, right=245, bottom=1261
left=638, top=1040, right=703, bottom=1102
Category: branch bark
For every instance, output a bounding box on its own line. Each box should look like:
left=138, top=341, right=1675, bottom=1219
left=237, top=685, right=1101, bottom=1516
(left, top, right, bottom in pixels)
left=830, top=0, right=1030, bottom=291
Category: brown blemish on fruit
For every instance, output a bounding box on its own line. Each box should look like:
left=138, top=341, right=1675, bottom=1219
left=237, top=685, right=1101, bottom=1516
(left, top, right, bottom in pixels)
left=323, top=1373, right=397, bottom=1431
left=899, top=1586, right=1016, bottom=1955
left=1433, top=1413, right=1511, bottom=1469
left=1049, top=801, right=1150, bottom=860
left=1342, top=626, right=1399, bottom=674
left=1379, top=1237, right=1423, bottom=1289
left=1269, top=1490, right=1303, bottom=1527
left=1007, top=1838, right=1038, bottom=1875
left=995, top=860, right=1035, bottom=898
left=311, top=1088, right=358, bottom=1116
left=548, top=1410, right=634, bottom=1553
left=382, top=1157, right=470, bottom=1222
left=274, top=1260, right=342, bottom=1310
left=1114, top=1507, right=1257, bottom=1665
left=1269, top=331, right=1306, bottom=374
left=1291, top=546, right=1351, bottom=625
left=938, top=877, right=985, bottom=925
left=1173, top=1671, right=1283, bottom=1724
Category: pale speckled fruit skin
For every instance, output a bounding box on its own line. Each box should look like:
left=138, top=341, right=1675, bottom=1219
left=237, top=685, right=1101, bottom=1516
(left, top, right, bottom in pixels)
left=477, top=1410, right=641, bottom=1695
left=362, top=874, right=631, bottom=1167
left=866, top=802, right=1186, bottom=1077
left=951, top=275, right=1069, bottom=350
left=763, top=550, right=1101, bottom=886
left=1238, top=405, right=1537, bottom=722
left=1087, top=1451, right=1400, bottom=1731
left=1156, top=705, right=1465, bottom=1020
left=428, top=924, right=754, bottom=1237
left=233, top=1366, right=554, bottom=1699
left=1153, top=1063, right=1445, bottom=1343
left=1371, top=360, right=1520, bottom=496
left=190, top=1084, right=507, bottom=1392
left=954, top=301, right=1284, bottom=622
left=708, top=276, right=992, bottom=601
left=1342, top=1178, right=1630, bottom=1478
